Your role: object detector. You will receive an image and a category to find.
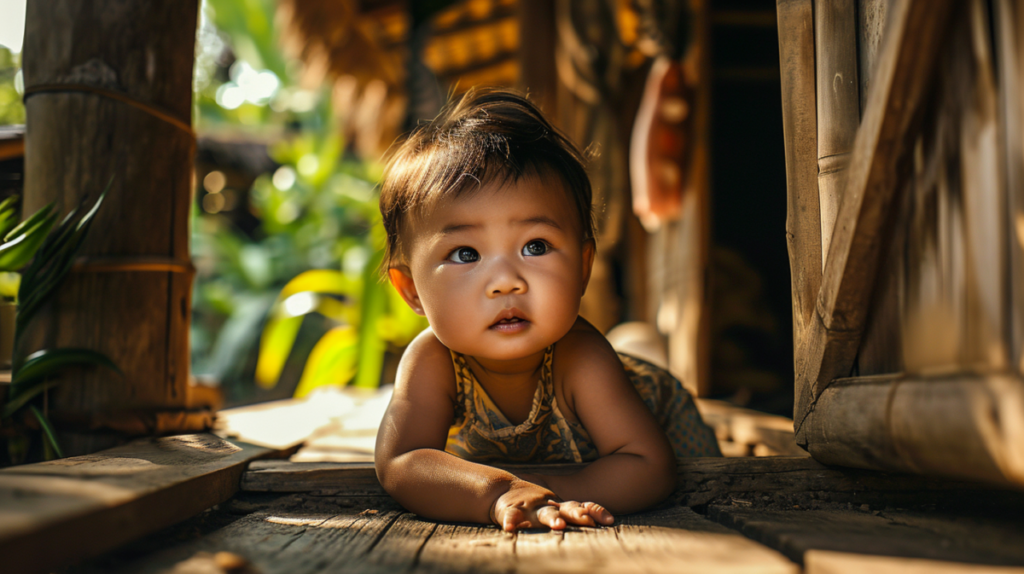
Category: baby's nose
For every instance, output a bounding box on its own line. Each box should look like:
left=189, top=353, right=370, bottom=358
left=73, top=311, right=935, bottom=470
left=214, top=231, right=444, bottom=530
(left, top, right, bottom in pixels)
left=486, top=261, right=527, bottom=296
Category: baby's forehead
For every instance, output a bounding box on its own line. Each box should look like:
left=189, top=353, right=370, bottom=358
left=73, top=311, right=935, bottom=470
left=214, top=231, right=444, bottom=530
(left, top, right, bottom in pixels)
left=413, top=176, right=577, bottom=224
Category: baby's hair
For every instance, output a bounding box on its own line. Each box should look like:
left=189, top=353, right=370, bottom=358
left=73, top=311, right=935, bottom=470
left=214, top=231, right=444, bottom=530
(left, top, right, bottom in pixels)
left=379, top=88, right=594, bottom=271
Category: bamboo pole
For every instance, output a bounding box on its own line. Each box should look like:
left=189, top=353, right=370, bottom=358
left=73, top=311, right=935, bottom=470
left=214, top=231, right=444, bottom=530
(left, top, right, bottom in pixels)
left=815, top=0, right=859, bottom=270
left=802, top=374, right=1024, bottom=487
left=22, top=0, right=198, bottom=454
left=776, top=0, right=820, bottom=422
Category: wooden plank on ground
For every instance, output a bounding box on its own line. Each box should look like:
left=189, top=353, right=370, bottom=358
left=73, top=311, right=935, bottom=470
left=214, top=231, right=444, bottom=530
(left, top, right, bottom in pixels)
left=710, top=506, right=1024, bottom=568
left=241, top=457, right=1018, bottom=510
left=806, top=549, right=1024, bottom=574
left=343, top=513, right=437, bottom=573
left=416, top=523, right=515, bottom=574
left=617, top=505, right=798, bottom=573
left=0, top=433, right=270, bottom=573
left=795, top=0, right=958, bottom=434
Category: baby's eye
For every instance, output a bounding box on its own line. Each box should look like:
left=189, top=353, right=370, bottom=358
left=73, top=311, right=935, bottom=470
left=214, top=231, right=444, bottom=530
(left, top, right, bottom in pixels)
left=447, top=247, right=480, bottom=263
left=522, top=240, right=549, bottom=257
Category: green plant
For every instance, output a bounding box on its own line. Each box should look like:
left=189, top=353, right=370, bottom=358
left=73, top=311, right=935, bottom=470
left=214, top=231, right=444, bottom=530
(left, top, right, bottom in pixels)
left=0, top=195, right=60, bottom=301
left=254, top=226, right=426, bottom=397
left=1, top=190, right=118, bottom=462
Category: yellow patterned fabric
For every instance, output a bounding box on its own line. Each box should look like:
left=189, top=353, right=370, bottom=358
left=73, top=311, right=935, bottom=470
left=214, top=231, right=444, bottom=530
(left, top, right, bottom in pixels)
left=445, top=346, right=721, bottom=463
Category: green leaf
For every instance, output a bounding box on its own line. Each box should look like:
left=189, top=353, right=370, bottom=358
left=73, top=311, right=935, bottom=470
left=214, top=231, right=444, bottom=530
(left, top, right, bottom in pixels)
left=353, top=250, right=387, bottom=389
left=293, top=325, right=358, bottom=397
left=0, top=195, right=20, bottom=239
left=30, top=405, right=64, bottom=460
left=12, top=348, right=120, bottom=388
left=3, top=202, right=53, bottom=243
left=1, top=380, right=57, bottom=419
left=254, top=315, right=303, bottom=389
left=0, top=211, right=58, bottom=271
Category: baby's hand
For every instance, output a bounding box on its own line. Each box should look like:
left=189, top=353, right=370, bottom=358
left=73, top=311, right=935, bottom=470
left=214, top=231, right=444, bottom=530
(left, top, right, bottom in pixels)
left=491, top=479, right=614, bottom=532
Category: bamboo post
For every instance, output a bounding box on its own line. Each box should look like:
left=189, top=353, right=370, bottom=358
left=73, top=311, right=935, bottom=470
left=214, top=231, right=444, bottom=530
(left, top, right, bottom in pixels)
left=22, top=0, right=198, bottom=454
left=776, top=0, right=821, bottom=422
left=815, top=0, right=860, bottom=270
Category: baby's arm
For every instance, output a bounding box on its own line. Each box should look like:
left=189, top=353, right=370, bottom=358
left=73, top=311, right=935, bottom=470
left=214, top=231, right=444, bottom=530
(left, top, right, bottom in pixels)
left=537, top=326, right=677, bottom=514
left=375, top=329, right=608, bottom=530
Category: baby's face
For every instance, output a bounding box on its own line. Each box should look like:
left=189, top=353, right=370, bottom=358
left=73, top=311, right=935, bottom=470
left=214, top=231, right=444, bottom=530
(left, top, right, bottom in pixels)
left=392, top=175, right=593, bottom=362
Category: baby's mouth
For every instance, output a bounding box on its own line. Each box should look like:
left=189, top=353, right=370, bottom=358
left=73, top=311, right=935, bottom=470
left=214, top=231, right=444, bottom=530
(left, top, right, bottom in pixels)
left=490, top=308, right=529, bottom=329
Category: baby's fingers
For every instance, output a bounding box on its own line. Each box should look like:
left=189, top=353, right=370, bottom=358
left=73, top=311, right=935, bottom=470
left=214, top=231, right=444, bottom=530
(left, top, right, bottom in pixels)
left=558, top=501, right=596, bottom=527
left=536, top=504, right=566, bottom=530
left=500, top=507, right=527, bottom=532
left=582, top=502, right=614, bottom=525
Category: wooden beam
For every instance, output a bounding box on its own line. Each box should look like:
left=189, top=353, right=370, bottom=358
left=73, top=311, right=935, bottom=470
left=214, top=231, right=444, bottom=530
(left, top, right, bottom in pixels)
left=0, top=434, right=271, bottom=573
left=241, top=455, right=1013, bottom=509
left=776, top=0, right=821, bottom=422
left=795, top=0, right=958, bottom=433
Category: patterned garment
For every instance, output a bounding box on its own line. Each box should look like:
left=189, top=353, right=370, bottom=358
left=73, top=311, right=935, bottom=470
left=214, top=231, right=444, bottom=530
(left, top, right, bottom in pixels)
left=445, top=346, right=722, bottom=463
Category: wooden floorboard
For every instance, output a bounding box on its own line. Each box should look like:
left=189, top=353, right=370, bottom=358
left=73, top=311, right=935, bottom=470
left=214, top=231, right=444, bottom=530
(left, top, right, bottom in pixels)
left=709, top=505, right=1024, bottom=569
left=66, top=495, right=797, bottom=574
left=0, top=434, right=271, bottom=573
left=241, top=456, right=1021, bottom=511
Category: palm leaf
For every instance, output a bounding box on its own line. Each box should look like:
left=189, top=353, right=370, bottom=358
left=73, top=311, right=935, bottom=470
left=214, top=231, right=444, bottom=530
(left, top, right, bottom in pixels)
left=12, top=348, right=120, bottom=387
left=30, top=405, right=64, bottom=460
left=0, top=195, right=20, bottom=238
left=3, top=202, right=54, bottom=243
left=1, top=380, right=57, bottom=419
left=0, top=211, right=58, bottom=271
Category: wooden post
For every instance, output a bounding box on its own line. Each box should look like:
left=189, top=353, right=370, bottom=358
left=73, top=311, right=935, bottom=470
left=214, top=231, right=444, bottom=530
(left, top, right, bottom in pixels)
left=776, top=0, right=821, bottom=422
left=997, top=0, right=1024, bottom=376
left=518, top=0, right=559, bottom=125
left=815, top=0, right=860, bottom=269
left=22, top=0, right=198, bottom=454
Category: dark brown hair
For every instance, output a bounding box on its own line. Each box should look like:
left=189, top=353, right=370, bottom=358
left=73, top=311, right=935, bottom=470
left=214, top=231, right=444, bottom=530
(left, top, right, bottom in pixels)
left=379, top=88, right=594, bottom=270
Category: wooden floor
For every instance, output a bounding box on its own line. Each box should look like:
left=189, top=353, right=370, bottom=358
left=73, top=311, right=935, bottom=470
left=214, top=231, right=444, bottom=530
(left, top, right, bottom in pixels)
left=64, top=488, right=1024, bottom=574
left=5, top=388, right=1020, bottom=574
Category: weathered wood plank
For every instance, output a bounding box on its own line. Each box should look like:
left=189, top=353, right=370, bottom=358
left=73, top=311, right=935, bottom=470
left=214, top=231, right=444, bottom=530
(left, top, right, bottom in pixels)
left=416, top=523, right=515, bottom=574
left=242, top=456, right=1015, bottom=511
left=710, top=506, right=1024, bottom=568
left=561, top=525, right=645, bottom=572
left=512, top=529, right=563, bottom=571
left=807, top=550, right=1024, bottom=574
left=0, top=434, right=270, bottom=573
left=618, top=506, right=798, bottom=573
left=696, top=398, right=805, bottom=457
left=776, top=0, right=822, bottom=421
left=795, top=0, right=958, bottom=433
left=343, top=513, right=437, bottom=573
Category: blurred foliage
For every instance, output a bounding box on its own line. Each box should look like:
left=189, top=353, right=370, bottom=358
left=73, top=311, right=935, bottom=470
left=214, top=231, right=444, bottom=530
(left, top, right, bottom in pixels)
left=191, top=0, right=425, bottom=403
left=0, top=46, right=24, bottom=125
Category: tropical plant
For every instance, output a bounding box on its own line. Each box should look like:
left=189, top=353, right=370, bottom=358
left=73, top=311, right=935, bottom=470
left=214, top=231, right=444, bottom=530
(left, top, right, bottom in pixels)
left=190, top=0, right=430, bottom=402
left=0, top=46, right=24, bottom=126
left=1, top=190, right=118, bottom=463
left=0, top=195, right=59, bottom=301
left=254, top=225, right=426, bottom=397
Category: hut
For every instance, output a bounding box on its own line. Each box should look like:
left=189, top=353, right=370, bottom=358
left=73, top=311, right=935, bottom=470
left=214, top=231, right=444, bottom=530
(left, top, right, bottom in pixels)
left=1, top=0, right=1024, bottom=572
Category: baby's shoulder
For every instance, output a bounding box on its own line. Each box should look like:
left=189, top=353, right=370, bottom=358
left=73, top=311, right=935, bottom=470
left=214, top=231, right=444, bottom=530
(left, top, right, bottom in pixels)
left=553, top=317, right=626, bottom=387
left=394, top=328, right=457, bottom=400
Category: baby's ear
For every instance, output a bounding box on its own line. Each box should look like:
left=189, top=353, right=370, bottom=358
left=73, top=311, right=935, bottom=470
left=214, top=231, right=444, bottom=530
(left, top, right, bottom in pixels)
left=580, top=238, right=596, bottom=294
left=388, top=267, right=425, bottom=316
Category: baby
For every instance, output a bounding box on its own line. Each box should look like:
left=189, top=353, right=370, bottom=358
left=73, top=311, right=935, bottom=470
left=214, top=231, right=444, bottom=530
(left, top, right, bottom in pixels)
left=374, top=89, right=720, bottom=533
